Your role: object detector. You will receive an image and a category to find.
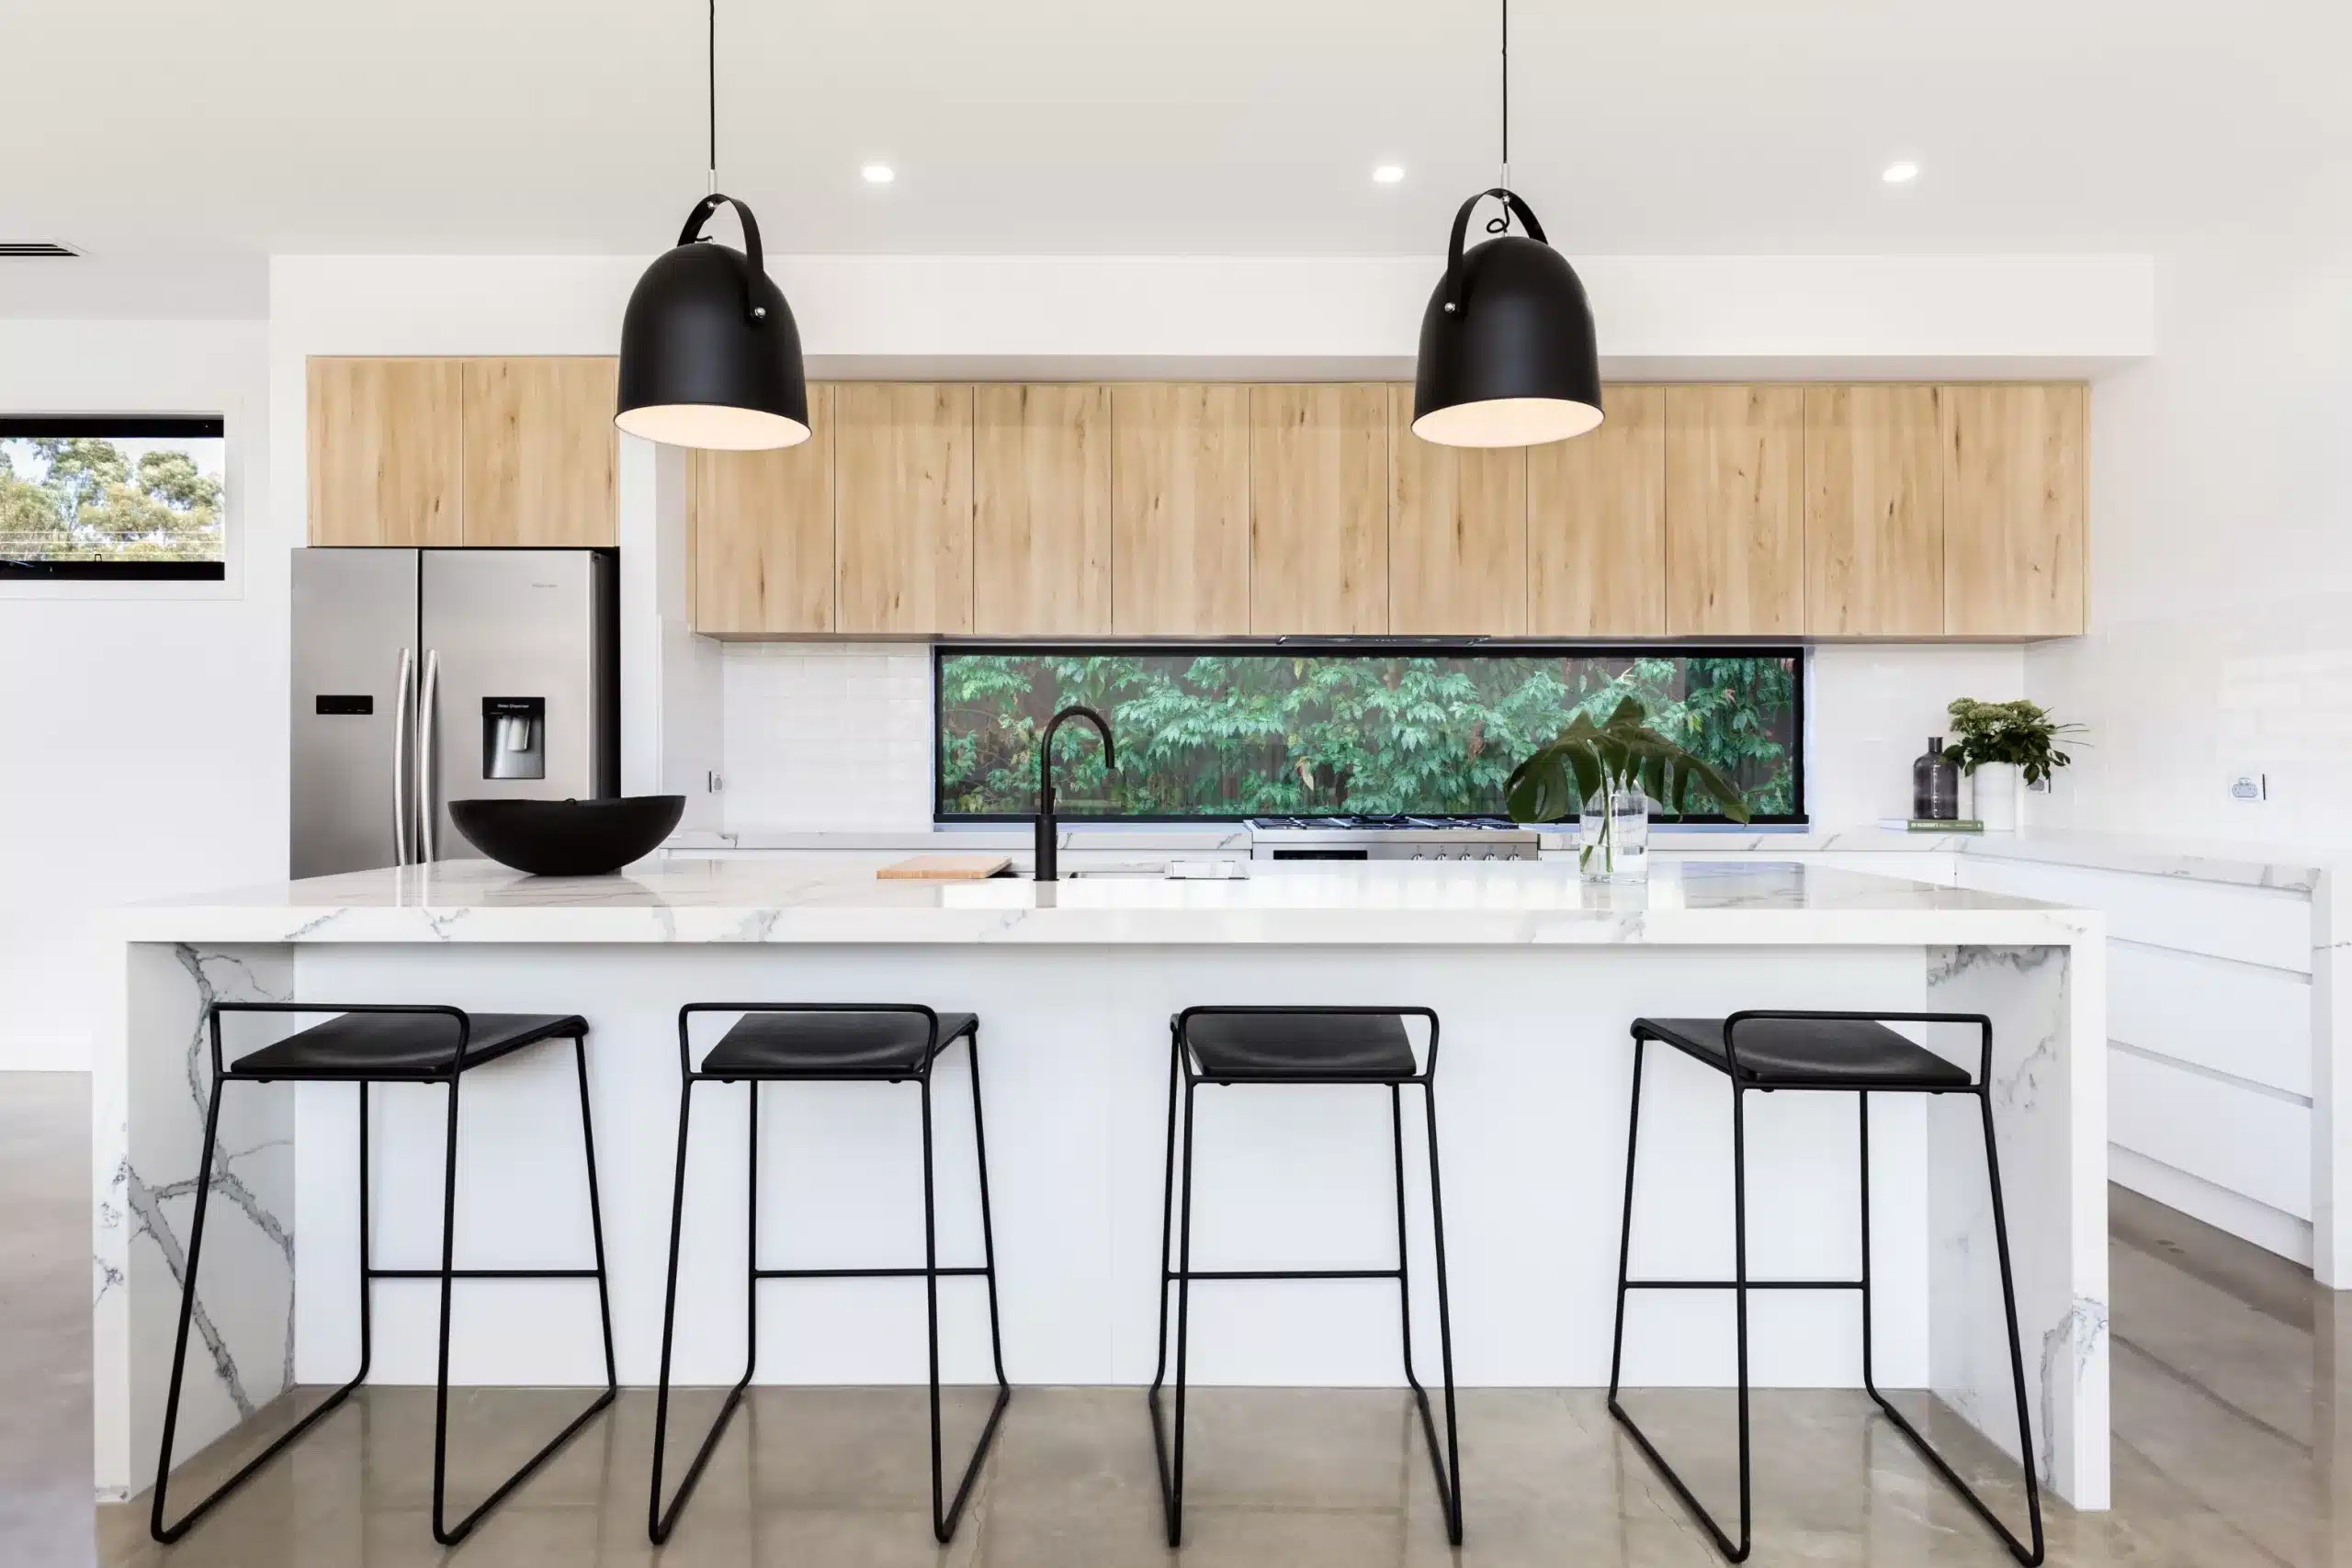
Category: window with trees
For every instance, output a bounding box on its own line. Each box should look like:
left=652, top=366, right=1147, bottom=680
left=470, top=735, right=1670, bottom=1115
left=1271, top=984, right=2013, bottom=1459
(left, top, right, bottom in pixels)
left=936, top=646, right=1803, bottom=823
left=0, top=416, right=226, bottom=580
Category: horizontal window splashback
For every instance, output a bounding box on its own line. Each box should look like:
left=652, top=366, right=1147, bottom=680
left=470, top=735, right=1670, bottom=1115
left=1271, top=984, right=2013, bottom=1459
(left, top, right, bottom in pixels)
left=934, top=644, right=1802, bottom=823
left=715, top=641, right=2030, bottom=838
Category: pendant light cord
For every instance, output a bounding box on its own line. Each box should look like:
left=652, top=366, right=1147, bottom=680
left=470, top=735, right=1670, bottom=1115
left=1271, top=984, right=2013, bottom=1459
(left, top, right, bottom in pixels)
left=707, top=0, right=718, bottom=195
left=1488, top=0, right=1511, bottom=233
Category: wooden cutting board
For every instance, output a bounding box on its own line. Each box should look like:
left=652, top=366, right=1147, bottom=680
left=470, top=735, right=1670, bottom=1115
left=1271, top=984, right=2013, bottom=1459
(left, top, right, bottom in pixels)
left=876, top=854, right=1014, bottom=881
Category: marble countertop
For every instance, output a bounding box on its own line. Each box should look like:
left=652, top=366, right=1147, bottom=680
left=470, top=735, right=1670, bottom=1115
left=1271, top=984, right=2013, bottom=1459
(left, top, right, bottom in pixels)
left=114, top=857, right=2097, bottom=948
left=671, top=824, right=2329, bottom=894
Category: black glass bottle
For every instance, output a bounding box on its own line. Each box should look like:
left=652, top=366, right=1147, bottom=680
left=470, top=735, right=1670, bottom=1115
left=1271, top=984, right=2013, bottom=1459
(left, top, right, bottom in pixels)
left=1912, top=736, right=1960, bottom=821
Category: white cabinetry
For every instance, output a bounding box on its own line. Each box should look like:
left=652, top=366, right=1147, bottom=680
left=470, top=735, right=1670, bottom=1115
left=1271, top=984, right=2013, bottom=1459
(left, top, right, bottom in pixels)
left=1956, top=853, right=2324, bottom=1268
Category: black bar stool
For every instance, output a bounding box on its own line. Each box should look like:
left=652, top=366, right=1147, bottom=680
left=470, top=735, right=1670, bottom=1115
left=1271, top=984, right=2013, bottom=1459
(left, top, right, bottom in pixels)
left=151, top=1003, right=616, bottom=1548
left=1609, top=1010, right=2043, bottom=1565
left=649, top=1004, right=1010, bottom=1546
left=1148, top=1006, right=1463, bottom=1548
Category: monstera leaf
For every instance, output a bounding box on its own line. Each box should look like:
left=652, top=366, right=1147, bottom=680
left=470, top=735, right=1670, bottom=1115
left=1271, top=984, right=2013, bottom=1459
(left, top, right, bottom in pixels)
left=1504, top=696, right=1754, bottom=825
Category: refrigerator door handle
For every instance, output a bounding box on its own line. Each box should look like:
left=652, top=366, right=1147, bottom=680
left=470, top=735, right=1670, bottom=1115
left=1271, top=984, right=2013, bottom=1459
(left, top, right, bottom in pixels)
left=392, top=647, right=415, bottom=866
left=417, top=649, right=439, bottom=863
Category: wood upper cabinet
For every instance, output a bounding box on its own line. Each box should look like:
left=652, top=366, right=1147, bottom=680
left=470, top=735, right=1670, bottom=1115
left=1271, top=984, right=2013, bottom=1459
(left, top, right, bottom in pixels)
left=1942, top=384, right=2086, bottom=637
left=1110, top=384, right=1251, bottom=637
left=1663, top=385, right=1806, bottom=637
left=650, top=377, right=2086, bottom=641
left=1804, top=385, right=1943, bottom=637
left=973, top=384, right=1112, bottom=636
left=689, top=384, right=835, bottom=636
left=460, top=357, right=619, bottom=547
left=1388, top=384, right=1527, bottom=636
left=1249, top=385, right=1387, bottom=635
left=1528, top=385, right=1666, bottom=637
left=834, top=383, right=975, bottom=636
left=306, top=357, right=464, bottom=546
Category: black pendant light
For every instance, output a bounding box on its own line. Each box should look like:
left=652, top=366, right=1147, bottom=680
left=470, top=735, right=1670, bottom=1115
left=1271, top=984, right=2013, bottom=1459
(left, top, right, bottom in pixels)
left=1411, top=0, right=1602, bottom=448
left=616, top=0, right=808, bottom=450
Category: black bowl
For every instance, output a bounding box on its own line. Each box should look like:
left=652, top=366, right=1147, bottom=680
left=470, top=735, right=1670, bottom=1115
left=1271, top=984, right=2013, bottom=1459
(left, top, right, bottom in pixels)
left=448, top=795, right=684, bottom=876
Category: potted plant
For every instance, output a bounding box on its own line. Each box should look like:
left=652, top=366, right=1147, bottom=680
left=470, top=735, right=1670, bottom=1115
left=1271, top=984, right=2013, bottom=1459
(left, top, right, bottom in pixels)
left=1941, top=699, right=2082, bottom=831
left=1506, top=696, right=1752, bottom=882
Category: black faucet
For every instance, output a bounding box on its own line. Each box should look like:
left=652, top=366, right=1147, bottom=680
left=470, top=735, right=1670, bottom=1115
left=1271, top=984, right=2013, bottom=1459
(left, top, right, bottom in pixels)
left=1035, top=705, right=1114, bottom=881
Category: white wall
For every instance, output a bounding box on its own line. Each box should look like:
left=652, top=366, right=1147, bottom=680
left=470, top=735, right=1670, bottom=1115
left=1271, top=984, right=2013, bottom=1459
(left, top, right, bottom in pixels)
left=713, top=640, right=2025, bottom=831
left=270, top=251, right=2154, bottom=378
left=0, top=319, right=280, bottom=1069
left=2028, top=172, right=2352, bottom=848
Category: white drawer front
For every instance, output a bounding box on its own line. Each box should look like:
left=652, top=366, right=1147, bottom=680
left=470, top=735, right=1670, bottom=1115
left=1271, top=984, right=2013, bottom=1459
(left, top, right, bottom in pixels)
left=2110, top=1047, right=2312, bottom=1219
left=2108, top=943, right=2312, bottom=1098
left=1957, top=855, right=2312, bottom=973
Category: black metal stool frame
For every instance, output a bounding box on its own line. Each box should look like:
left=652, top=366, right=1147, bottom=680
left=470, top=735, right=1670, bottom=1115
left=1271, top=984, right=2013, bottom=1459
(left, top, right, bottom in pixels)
left=151, top=1002, right=618, bottom=1548
left=649, top=1003, right=1011, bottom=1546
left=1606, top=1010, right=2045, bottom=1566
left=1148, top=1005, right=1464, bottom=1549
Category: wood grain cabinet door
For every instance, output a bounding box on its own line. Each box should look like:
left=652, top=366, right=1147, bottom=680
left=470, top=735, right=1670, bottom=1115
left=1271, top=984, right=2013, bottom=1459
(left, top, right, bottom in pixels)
left=1527, top=385, right=1666, bottom=637
left=688, top=384, right=835, bottom=636
left=1942, top=384, right=2086, bottom=637
left=1109, top=384, right=1251, bottom=637
left=834, top=383, right=975, bottom=636
left=306, top=356, right=464, bottom=546
left=1664, top=385, right=1806, bottom=637
left=973, top=384, right=1112, bottom=636
left=460, top=356, right=619, bottom=547
left=1250, top=384, right=1387, bottom=635
left=1804, top=385, right=1944, bottom=637
left=1388, top=384, right=1528, bottom=635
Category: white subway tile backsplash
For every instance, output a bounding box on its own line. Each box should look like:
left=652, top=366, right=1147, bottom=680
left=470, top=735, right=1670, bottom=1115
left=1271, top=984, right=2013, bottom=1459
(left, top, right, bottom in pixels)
left=721, top=644, right=934, bottom=829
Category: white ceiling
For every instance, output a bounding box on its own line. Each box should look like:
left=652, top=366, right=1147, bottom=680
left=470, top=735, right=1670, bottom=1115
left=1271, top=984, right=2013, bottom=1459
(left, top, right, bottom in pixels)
left=3, top=0, right=2344, bottom=311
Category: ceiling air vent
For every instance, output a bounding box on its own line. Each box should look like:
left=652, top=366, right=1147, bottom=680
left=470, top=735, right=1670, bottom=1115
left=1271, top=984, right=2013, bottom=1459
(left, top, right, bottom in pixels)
left=0, top=242, right=80, bottom=259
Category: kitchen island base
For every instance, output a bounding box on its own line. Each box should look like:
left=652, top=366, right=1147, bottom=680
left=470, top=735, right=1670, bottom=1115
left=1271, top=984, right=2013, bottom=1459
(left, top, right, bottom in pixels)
left=93, top=861, right=2107, bottom=1513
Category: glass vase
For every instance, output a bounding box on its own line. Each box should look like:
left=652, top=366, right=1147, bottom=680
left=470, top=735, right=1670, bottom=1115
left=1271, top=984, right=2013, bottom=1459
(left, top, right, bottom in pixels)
left=1578, top=787, right=1650, bottom=883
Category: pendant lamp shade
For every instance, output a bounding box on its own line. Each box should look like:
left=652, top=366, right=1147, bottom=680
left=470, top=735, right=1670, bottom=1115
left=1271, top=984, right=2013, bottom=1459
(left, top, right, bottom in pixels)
left=1412, top=189, right=1602, bottom=448
left=616, top=194, right=809, bottom=450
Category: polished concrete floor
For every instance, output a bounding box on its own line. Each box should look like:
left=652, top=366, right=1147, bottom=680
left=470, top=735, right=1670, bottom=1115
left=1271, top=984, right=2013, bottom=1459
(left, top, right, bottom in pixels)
left=1, top=1069, right=2346, bottom=1565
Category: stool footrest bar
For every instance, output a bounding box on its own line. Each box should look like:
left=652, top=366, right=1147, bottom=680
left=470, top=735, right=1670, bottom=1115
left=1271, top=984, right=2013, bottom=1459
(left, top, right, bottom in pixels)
left=1624, top=1278, right=1862, bottom=1291
left=752, top=1265, right=990, bottom=1280
left=368, top=1267, right=603, bottom=1280
left=1167, top=1267, right=1403, bottom=1281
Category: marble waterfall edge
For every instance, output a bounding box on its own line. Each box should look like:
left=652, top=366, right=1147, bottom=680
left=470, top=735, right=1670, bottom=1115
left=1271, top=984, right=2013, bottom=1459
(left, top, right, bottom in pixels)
left=94, top=943, right=296, bottom=1499
left=1926, top=942, right=2110, bottom=1508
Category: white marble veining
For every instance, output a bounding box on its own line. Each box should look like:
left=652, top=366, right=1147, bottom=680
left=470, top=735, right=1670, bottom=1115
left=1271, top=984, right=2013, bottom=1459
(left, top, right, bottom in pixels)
left=1926, top=941, right=2109, bottom=1505
left=117, top=856, right=2098, bottom=950
left=1953, top=826, right=2327, bottom=894
left=92, top=943, right=295, bottom=1503
left=674, top=822, right=2331, bottom=893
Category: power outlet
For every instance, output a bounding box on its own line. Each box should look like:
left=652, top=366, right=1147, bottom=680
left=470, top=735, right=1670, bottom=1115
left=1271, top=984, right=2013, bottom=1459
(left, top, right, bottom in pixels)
left=2229, top=772, right=2267, bottom=803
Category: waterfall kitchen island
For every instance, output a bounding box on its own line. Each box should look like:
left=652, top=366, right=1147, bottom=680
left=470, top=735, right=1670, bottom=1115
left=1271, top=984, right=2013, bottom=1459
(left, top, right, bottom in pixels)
left=92, top=857, right=2109, bottom=1510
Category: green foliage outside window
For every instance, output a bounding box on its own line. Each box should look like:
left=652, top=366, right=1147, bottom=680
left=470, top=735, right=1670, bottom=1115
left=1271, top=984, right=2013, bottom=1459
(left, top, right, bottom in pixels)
left=936, top=649, right=1800, bottom=820
left=0, top=436, right=224, bottom=563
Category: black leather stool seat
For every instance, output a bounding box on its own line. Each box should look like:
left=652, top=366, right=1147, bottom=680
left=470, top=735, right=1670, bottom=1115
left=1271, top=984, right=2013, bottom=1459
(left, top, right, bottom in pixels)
left=1633, top=1016, right=1972, bottom=1089
left=1181, top=1010, right=1419, bottom=1079
left=229, top=1012, right=586, bottom=1079
left=702, top=1010, right=978, bottom=1077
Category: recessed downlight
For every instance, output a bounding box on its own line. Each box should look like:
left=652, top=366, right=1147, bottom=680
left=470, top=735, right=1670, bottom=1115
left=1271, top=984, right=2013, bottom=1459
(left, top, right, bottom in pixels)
left=1373, top=164, right=1407, bottom=185
left=861, top=164, right=896, bottom=185
left=1883, top=160, right=1920, bottom=185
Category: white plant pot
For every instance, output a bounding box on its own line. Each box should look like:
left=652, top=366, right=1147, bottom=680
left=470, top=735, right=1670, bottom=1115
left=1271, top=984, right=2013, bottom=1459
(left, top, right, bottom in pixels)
left=1973, top=763, right=2023, bottom=831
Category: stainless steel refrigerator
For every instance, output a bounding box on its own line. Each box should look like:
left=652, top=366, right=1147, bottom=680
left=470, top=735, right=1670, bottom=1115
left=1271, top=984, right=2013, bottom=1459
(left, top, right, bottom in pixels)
left=291, top=549, right=617, bottom=877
